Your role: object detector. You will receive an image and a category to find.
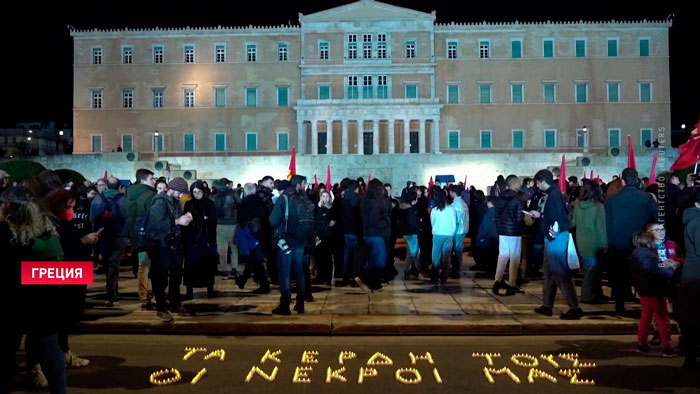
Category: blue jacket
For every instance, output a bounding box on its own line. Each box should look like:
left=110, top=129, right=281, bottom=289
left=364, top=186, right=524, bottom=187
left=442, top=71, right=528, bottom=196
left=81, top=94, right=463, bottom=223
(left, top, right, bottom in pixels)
left=630, top=247, right=674, bottom=297
left=235, top=223, right=260, bottom=256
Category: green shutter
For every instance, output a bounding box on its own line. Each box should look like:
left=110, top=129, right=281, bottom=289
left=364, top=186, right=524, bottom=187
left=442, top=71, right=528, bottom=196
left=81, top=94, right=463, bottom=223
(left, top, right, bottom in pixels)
left=544, top=84, right=555, bottom=103
left=608, top=83, right=619, bottom=102
left=406, top=85, right=417, bottom=99
left=576, top=84, right=587, bottom=103
left=278, top=134, right=288, bottom=150
left=545, top=130, right=556, bottom=148
left=640, top=83, right=651, bottom=102
left=378, top=86, right=388, bottom=99
left=247, top=88, right=257, bottom=106
left=608, top=39, right=617, bottom=57
left=480, top=85, right=491, bottom=104
left=215, top=134, right=226, bottom=151
left=278, top=87, right=288, bottom=106
left=513, top=131, right=523, bottom=148
left=575, top=40, right=586, bottom=57
left=448, top=85, right=458, bottom=104
left=246, top=134, right=257, bottom=151
left=184, top=134, right=194, bottom=152
left=122, top=135, right=132, bottom=152
left=641, top=129, right=652, bottom=146
left=609, top=130, right=620, bottom=147
left=91, top=135, right=101, bottom=152
left=640, top=39, right=650, bottom=57
left=480, top=131, right=491, bottom=148
left=543, top=40, right=553, bottom=57
left=155, top=135, right=164, bottom=151
left=448, top=131, right=459, bottom=149
left=512, top=85, right=523, bottom=103
left=577, top=130, right=585, bottom=148
left=511, top=40, right=521, bottom=58
left=319, top=86, right=330, bottom=100
left=215, top=88, right=225, bottom=107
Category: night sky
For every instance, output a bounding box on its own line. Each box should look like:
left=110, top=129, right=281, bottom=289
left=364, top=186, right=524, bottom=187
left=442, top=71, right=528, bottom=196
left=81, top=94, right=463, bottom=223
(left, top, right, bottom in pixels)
left=5, top=0, right=697, bottom=139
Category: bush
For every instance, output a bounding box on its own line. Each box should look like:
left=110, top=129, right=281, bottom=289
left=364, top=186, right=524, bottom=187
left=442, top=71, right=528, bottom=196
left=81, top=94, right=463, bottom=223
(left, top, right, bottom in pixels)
left=0, top=160, right=46, bottom=183
left=55, top=169, right=86, bottom=184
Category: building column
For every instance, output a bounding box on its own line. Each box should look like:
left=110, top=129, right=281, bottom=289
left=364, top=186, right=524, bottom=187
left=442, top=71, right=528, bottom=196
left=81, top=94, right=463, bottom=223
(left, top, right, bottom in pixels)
left=297, top=121, right=305, bottom=155
left=342, top=120, right=348, bottom=154
left=357, top=120, right=364, bottom=155
left=311, top=120, right=318, bottom=155
left=326, top=120, right=333, bottom=155
left=404, top=119, right=411, bottom=154
left=419, top=119, right=426, bottom=154
left=373, top=119, right=379, bottom=155
left=432, top=119, right=441, bottom=154
left=388, top=119, right=395, bottom=154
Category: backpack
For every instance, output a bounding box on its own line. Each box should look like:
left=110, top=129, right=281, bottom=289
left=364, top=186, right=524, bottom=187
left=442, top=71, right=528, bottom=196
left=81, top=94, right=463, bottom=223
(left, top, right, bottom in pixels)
left=134, top=197, right=171, bottom=252
left=94, top=193, right=125, bottom=237
left=283, top=193, right=316, bottom=243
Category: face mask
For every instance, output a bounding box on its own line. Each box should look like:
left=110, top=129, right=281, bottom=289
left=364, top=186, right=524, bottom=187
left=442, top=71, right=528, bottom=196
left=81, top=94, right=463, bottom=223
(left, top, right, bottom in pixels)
left=60, top=208, right=75, bottom=222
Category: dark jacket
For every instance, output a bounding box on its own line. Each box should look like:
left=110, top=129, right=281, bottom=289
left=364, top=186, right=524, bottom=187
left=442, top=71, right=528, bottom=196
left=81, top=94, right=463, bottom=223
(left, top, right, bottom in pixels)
left=605, top=185, right=658, bottom=253
left=183, top=197, right=217, bottom=246
left=126, top=183, right=156, bottom=240
left=494, top=189, right=525, bottom=236
left=630, top=247, right=674, bottom=297
left=212, top=187, right=236, bottom=225
left=315, top=205, right=333, bottom=239
left=147, top=194, right=181, bottom=247
left=72, top=197, right=93, bottom=238
left=56, top=218, right=92, bottom=261
left=399, top=202, right=420, bottom=236
left=541, top=185, right=571, bottom=241
left=269, top=187, right=308, bottom=249
left=239, top=193, right=269, bottom=242
left=476, top=207, right=498, bottom=249
left=676, top=208, right=700, bottom=326
left=362, top=198, right=391, bottom=240
left=340, top=190, right=362, bottom=235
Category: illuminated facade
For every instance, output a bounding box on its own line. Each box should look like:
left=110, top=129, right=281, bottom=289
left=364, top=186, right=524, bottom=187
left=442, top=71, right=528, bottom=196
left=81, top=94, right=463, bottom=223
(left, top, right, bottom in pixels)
left=71, top=0, right=671, bottom=157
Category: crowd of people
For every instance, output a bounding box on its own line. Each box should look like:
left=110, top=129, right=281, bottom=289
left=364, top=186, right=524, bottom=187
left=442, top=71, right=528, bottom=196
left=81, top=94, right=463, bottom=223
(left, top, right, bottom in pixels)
left=1, top=163, right=699, bottom=393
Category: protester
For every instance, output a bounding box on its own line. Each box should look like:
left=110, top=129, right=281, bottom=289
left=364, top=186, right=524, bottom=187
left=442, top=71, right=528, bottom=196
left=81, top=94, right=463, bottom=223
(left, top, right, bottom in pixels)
left=630, top=232, right=678, bottom=357
left=676, top=189, right=700, bottom=368
left=474, top=196, right=499, bottom=275
left=449, top=185, right=469, bottom=278
left=493, top=175, right=525, bottom=295
left=416, top=186, right=433, bottom=274
left=399, top=189, right=421, bottom=279
left=571, top=179, right=607, bottom=304
left=313, top=190, right=335, bottom=285
left=430, top=188, right=456, bottom=284
left=212, top=178, right=237, bottom=277
left=183, top=181, right=218, bottom=299
left=126, top=169, right=156, bottom=310
left=356, top=179, right=391, bottom=291
left=606, top=168, right=658, bottom=315
left=146, top=177, right=193, bottom=322
left=530, top=169, right=583, bottom=320
left=155, top=178, right=168, bottom=195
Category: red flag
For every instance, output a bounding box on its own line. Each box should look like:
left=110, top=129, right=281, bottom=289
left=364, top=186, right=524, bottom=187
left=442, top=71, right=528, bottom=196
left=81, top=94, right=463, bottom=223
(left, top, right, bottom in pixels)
left=558, top=155, right=567, bottom=192
left=103, top=170, right=108, bottom=179
left=590, top=170, right=594, bottom=179
left=287, top=147, right=297, bottom=180
left=446, top=177, right=451, bottom=188
left=670, top=117, right=700, bottom=171
left=366, top=173, right=371, bottom=192
left=648, top=153, right=658, bottom=185
left=583, top=171, right=587, bottom=179
left=326, top=165, right=332, bottom=190
left=429, top=176, right=434, bottom=191
left=464, top=174, right=467, bottom=186
left=627, top=135, right=637, bottom=170
left=314, top=174, right=319, bottom=189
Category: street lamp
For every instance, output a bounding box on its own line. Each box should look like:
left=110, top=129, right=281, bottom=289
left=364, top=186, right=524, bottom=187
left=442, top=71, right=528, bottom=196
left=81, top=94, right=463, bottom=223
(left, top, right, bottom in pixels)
left=59, top=130, right=64, bottom=136
left=154, top=131, right=159, bottom=158
left=681, top=124, right=686, bottom=130
left=28, top=130, right=33, bottom=134
left=582, top=125, right=588, bottom=153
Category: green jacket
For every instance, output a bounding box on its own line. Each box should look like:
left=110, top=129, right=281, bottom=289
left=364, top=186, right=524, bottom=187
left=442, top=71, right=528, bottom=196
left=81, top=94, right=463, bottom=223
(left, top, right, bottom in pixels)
left=125, top=184, right=156, bottom=240
left=571, top=200, right=607, bottom=258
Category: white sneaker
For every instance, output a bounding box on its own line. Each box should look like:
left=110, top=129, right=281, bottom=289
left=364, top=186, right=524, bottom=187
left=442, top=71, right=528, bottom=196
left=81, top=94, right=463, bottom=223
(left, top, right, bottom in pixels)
left=65, top=351, right=90, bottom=368
left=30, top=364, right=48, bottom=388
left=157, top=310, right=174, bottom=322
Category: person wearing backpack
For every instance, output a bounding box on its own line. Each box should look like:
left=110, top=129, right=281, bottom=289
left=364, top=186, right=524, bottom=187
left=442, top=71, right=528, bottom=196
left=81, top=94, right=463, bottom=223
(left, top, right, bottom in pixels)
left=90, top=176, right=128, bottom=307
left=269, top=175, right=313, bottom=315
left=146, top=177, right=193, bottom=322
left=125, top=169, right=156, bottom=309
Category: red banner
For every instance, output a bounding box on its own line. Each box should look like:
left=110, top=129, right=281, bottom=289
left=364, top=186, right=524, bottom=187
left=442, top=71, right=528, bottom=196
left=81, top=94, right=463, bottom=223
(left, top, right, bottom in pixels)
left=21, top=262, right=93, bottom=285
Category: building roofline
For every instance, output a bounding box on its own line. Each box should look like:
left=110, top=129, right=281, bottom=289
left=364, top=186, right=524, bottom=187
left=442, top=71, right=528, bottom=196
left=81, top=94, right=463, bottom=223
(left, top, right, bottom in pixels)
left=69, top=25, right=301, bottom=38
left=435, top=19, right=672, bottom=28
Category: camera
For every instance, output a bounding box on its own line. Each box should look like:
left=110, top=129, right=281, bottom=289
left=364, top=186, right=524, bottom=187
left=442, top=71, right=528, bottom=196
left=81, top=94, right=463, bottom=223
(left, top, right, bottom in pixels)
left=315, top=236, right=322, bottom=246
left=277, top=237, right=291, bottom=255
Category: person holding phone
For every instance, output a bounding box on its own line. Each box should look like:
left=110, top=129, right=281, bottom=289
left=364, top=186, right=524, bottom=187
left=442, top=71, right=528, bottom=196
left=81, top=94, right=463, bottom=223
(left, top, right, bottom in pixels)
left=493, top=175, right=526, bottom=295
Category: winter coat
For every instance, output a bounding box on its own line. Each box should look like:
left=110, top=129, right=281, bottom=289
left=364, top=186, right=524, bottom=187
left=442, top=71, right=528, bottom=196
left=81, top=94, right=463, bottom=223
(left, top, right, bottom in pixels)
left=340, top=190, right=362, bottom=235
left=399, top=203, right=420, bottom=236
left=541, top=185, right=572, bottom=241
left=605, top=185, right=658, bottom=253
left=630, top=247, right=674, bottom=297
left=146, top=193, right=181, bottom=247
left=315, top=205, right=333, bottom=239
left=431, top=205, right=457, bottom=236
left=675, top=208, right=700, bottom=326
left=494, top=189, right=525, bottom=236
left=476, top=207, right=498, bottom=249
left=239, top=193, right=269, bottom=242
left=269, top=188, right=309, bottom=249
left=362, top=198, right=391, bottom=240
left=125, top=183, right=156, bottom=240
left=571, top=200, right=607, bottom=257
left=183, top=197, right=218, bottom=246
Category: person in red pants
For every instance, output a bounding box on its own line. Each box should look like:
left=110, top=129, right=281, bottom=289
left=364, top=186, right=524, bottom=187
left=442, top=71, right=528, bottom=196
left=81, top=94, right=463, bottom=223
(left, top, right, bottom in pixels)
left=629, top=232, right=679, bottom=357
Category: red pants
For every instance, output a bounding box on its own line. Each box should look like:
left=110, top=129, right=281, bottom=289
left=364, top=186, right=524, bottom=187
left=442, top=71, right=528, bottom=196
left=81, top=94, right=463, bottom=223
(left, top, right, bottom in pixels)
left=638, top=296, right=672, bottom=348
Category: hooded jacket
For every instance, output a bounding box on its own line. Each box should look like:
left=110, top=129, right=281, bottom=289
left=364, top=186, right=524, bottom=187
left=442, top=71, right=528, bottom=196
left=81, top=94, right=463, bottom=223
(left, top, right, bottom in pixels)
left=675, top=207, right=700, bottom=326
left=126, top=183, right=156, bottom=240
left=399, top=202, right=420, bottom=236
left=541, top=185, right=571, bottom=241
left=494, top=189, right=525, bottom=236
left=630, top=246, right=674, bottom=297
left=571, top=200, right=607, bottom=257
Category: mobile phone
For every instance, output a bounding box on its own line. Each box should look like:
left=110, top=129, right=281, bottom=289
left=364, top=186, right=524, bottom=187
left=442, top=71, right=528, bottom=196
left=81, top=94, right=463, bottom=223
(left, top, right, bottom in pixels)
left=522, top=210, right=533, bottom=216
left=97, top=227, right=104, bottom=234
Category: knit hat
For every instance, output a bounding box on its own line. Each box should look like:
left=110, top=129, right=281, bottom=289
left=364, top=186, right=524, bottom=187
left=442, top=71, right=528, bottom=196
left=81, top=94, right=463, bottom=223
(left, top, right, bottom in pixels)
left=168, top=177, right=189, bottom=194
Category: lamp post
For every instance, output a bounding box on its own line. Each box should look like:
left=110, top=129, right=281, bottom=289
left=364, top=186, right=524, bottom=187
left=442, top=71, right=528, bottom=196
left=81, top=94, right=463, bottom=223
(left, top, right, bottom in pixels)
left=582, top=125, right=588, bottom=153
left=154, top=131, right=159, bottom=158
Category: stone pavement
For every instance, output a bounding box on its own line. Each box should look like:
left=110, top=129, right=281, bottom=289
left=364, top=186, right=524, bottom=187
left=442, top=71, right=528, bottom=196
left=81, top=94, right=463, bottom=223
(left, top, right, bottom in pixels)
left=77, top=255, right=659, bottom=335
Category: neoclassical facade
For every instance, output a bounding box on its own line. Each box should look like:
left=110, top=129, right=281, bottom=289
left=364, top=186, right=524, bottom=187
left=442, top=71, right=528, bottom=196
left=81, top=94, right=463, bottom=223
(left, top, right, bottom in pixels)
left=71, top=0, right=671, bottom=157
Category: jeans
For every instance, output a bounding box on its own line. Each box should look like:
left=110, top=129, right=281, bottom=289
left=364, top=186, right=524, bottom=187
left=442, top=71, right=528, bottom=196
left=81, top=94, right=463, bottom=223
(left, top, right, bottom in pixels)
left=542, top=231, right=581, bottom=310
left=431, top=235, right=453, bottom=271
left=495, top=235, right=522, bottom=286
left=580, top=256, right=603, bottom=303
left=25, top=333, right=66, bottom=394
left=137, top=251, right=151, bottom=304
left=278, top=247, right=305, bottom=306
left=403, top=235, right=419, bottom=273
left=343, top=234, right=358, bottom=281
left=147, top=243, right=183, bottom=311
left=452, top=233, right=466, bottom=275
left=638, top=296, right=672, bottom=348
left=362, top=236, right=387, bottom=289
left=105, top=237, right=128, bottom=302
